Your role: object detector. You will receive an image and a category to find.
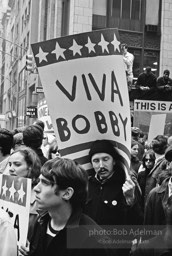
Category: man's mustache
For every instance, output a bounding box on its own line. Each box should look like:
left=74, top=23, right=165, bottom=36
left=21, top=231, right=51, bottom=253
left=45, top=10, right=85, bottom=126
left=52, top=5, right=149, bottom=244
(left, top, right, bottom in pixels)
left=98, top=167, right=108, bottom=173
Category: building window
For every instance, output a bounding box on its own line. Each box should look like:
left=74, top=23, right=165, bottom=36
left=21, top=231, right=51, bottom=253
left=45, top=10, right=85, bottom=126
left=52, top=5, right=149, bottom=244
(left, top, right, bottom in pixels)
left=131, top=0, right=141, bottom=20
left=93, top=0, right=143, bottom=31
left=28, top=0, right=31, bottom=16
left=22, top=15, right=24, bottom=31
left=122, top=0, right=131, bottom=19
left=61, top=0, right=70, bottom=36
left=112, top=0, right=141, bottom=20
left=27, top=32, right=29, bottom=50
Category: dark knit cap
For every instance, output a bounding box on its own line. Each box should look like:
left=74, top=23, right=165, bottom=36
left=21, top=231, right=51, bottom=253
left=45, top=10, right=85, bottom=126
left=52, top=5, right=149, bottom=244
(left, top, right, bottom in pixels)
left=89, top=140, right=117, bottom=161
left=165, top=145, right=172, bottom=162
left=23, top=124, right=43, bottom=149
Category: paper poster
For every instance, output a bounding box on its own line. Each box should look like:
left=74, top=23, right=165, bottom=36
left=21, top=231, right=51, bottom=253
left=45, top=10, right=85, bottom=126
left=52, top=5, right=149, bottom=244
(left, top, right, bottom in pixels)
left=37, top=98, right=54, bottom=134
left=134, top=99, right=172, bottom=138
left=148, top=114, right=166, bottom=143
left=0, top=175, right=31, bottom=247
left=31, top=29, right=131, bottom=172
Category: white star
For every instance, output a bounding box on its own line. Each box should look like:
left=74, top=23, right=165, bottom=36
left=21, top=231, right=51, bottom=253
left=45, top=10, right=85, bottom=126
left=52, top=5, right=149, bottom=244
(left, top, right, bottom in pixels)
left=35, top=47, right=49, bottom=64
left=18, top=183, right=25, bottom=203
left=51, top=42, right=66, bottom=60
left=9, top=181, right=16, bottom=201
left=69, top=39, right=82, bottom=56
left=111, top=34, right=120, bottom=52
left=85, top=37, right=96, bottom=53
left=98, top=34, right=109, bottom=53
left=2, top=180, right=8, bottom=197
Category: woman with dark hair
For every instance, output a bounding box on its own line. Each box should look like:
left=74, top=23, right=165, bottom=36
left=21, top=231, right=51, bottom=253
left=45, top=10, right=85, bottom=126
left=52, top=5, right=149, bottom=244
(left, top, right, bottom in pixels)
left=8, top=146, right=41, bottom=241
left=131, top=140, right=142, bottom=174
left=138, top=150, right=156, bottom=208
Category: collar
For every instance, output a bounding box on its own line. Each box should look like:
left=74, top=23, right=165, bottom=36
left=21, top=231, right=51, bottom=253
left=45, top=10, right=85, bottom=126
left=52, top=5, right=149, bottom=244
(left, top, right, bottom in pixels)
left=158, top=178, right=171, bottom=193
left=95, top=171, right=114, bottom=184
left=155, top=154, right=164, bottom=164
left=38, top=207, right=83, bottom=228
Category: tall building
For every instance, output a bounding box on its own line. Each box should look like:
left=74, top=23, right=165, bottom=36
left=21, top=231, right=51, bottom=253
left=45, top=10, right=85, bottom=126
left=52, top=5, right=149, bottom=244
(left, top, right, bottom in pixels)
left=0, top=0, right=172, bottom=130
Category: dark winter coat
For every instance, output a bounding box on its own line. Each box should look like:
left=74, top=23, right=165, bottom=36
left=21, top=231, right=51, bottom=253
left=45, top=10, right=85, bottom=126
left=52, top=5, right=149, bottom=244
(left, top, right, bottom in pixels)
left=29, top=210, right=115, bottom=256
left=143, top=156, right=165, bottom=202
left=84, top=168, right=143, bottom=226
left=144, top=178, right=170, bottom=225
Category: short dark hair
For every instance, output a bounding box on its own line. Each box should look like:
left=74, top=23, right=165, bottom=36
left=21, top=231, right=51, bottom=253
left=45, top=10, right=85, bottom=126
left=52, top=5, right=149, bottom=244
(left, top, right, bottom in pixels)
left=10, top=146, right=41, bottom=186
left=23, top=124, right=44, bottom=149
left=42, top=158, right=88, bottom=209
left=145, top=66, right=151, bottom=72
left=164, top=69, right=170, bottom=75
left=152, top=135, right=168, bottom=155
left=0, top=128, right=13, bottom=156
left=121, top=43, right=128, bottom=49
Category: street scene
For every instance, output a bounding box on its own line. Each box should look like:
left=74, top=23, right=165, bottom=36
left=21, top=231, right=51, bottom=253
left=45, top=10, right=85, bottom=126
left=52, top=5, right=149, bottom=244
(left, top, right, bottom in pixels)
left=0, top=0, right=172, bottom=256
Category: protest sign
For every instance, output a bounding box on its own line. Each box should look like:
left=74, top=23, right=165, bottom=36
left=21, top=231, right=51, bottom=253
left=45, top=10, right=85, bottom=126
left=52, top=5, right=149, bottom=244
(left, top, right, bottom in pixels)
left=31, top=29, right=131, bottom=172
left=0, top=175, right=31, bottom=247
left=134, top=99, right=172, bottom=138
left=37, top=98, right=54, bottom=134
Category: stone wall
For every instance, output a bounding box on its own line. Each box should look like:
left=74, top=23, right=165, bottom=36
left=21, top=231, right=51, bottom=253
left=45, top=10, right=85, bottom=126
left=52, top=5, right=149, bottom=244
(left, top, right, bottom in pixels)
left=69, top=0, right=93, bottom=34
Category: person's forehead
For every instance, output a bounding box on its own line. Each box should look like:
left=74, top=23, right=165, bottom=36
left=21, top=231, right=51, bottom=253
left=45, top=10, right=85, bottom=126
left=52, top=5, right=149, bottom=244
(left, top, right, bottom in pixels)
left=39, top=174, right=48, bottom=180
left=92, top=152, right=113, bottom=159
left=10, top=152, right=25, bottom=161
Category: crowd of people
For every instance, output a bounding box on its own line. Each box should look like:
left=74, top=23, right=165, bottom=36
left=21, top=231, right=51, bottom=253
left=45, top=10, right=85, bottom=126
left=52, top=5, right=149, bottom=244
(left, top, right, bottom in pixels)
left=130, top=67, right=172, bottom=101
left=0, top=121, right=172, bottom=255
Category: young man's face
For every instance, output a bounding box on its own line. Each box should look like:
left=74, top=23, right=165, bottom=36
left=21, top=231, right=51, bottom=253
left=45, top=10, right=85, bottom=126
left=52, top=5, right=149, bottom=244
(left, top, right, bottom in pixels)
left=34, top=174, right=64, bottom=211
left=164, top=73, right=169, bottom=79
left=91, top=153, right=115, bottom=180
left=121, top=45, right=127, bottom=54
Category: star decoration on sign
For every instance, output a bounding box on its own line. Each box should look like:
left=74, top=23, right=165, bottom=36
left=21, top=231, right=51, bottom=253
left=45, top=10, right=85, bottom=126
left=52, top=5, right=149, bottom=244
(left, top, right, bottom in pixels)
left=69, top=39, right=83, bottom=56
left=2, top=180, right=8, bottom=197
left=85, top=37, right=96, bottom=53
left=51, top=42, right=66, bottom=60
left=98, top=34, right=109, bottom=53
left=9, top=181, right=16, bottom=201
left=18, top=183, right=26, bottom=203
left=111, top=34, right=120, bottom=52
left=35, top=47, right=49, bottom=64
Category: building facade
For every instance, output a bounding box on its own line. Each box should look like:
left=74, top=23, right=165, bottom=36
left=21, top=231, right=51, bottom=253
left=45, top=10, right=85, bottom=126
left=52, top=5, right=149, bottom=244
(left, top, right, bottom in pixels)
left=0, top=0, right=172, bottom=130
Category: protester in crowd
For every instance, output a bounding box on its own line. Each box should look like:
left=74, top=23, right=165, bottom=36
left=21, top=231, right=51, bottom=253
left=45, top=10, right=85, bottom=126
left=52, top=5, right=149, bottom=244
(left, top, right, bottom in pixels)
left=19, top=158, right=114, bottom=256
left=41, top=133, right=56, bottom=159
left=138, top=150, right=156, bottom=208
left=33, top=119, right=45, bottom=131
left=139, top=131, right=147, bottom=147
left=144, top=144, right=172, bottom=226
left=131, top=127, right=145, bottom=161
left=84, top=139, right=143, bottom=227
left=48, top=137, right=60, bottom=159
left=131, top=140, right=142, bottom=174
left=132, top=192, right=172, bottom=256
left=23, top=124, right=48, bottom=165
left=168, top=135, right=172, bottom=146
left=121, top=43, right=134, bottom=90
left=142, top=135, right=168, bottom=202
left=0, top=208, right=17, bottom=256
left=135, top=66, right=157, bottom=91
left=157, top=69, right=172, bottom=91
left=12, top=132, right=24, bottom=150
left=8, top=146, right=41, bottom=241
left=0, top=128, right=13, bottom=173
